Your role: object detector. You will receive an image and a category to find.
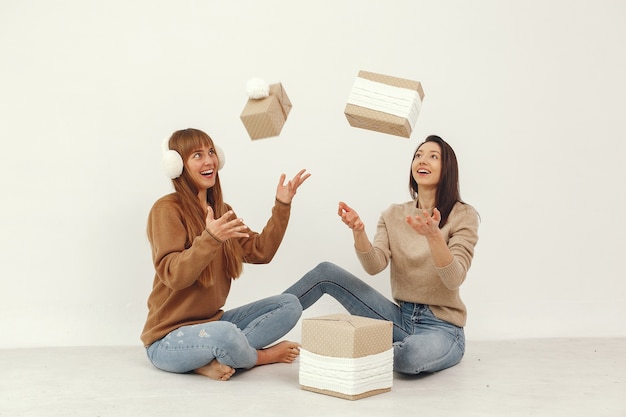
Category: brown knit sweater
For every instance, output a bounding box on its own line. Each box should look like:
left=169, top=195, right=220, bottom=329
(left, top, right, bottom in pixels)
left=356, top=200, right=479, bottom=327
left=140, top=194, right=291, bottom=346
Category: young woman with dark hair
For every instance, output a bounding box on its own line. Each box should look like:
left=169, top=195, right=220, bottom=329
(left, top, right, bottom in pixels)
left=141, top=128, right=310, bottom=381
left=284, top=135, right=478, bottom=375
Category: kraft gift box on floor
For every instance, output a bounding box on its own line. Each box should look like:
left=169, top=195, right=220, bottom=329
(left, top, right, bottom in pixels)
left=299, top=314, right=393, bottom=400
left=344, top=70, right=425, bottom=138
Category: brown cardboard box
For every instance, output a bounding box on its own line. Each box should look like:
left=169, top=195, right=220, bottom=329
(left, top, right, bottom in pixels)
left=344, top=70, right=424, bottom=138
left=302, top=314, right=392, bottom=358
left=300, top=314, right=393, bottom=400
left=240, top=83, right=292, bottom=140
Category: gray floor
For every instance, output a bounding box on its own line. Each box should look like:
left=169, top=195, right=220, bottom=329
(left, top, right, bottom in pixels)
left=1, top=338, right=624, bottom=417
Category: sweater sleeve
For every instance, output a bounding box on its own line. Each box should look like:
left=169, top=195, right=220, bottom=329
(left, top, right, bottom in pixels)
left=436, top=204, right=480, bottom=290
left=238, top=199, right=291, bottom=264
left=147, top=197, right=223, bottom=290
left=355, top=215, right=392, bottom=275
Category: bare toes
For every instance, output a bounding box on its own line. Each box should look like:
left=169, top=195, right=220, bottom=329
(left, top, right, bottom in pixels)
left=194, top=359, right=235, bottom=381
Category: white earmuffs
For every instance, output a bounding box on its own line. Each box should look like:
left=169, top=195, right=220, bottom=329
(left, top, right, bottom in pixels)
left=162, top=137, right=225, bottom=179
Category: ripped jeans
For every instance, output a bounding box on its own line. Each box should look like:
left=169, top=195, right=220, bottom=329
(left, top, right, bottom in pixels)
left=146, top=293, right=302, bottom=373
left=283, top=262, right=465, bottom=375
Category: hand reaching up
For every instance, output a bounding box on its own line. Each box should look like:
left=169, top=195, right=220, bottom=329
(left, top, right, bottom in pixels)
left=338, top=201, right=364, bottom=232
left=275, top=169, right=311, bottom=204
left=406, top=208, right=442, bottom=238
left=205, top=206, right=250, bottom=243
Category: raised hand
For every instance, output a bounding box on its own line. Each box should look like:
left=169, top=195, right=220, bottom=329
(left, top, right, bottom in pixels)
left=205, top=206, right=250, bottom=242
left=275, top=169, right=311, bottom=204
left=406, top=208, right=441, bottom=237
left=338, top=201, right=364, bottom=232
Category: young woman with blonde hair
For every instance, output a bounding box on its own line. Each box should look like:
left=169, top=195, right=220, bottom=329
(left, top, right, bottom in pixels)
left=141, top=128, right=310, bottom=381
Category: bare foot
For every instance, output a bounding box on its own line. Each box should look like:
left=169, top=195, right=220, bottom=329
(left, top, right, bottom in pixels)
left=256, top=340, right=301, bottom=366
left=194, top=359, right=235, bottom=381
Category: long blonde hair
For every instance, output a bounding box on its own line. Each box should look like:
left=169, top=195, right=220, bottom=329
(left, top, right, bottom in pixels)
left=168, top=128, right=244, bottom=279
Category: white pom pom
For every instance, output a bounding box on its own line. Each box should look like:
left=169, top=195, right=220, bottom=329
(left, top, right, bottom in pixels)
left=246, top=78, right=270, bottom=99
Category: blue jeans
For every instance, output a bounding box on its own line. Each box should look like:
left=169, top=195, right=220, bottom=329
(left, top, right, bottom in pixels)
left=146, top=293, right=302, bottom=373
left=283, top=262, right=465, bottom=375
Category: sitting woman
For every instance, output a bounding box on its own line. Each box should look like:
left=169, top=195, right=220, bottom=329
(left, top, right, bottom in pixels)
left=141, top=128, right=310, bottom=381
left=284, top=135, right=479, bottom=375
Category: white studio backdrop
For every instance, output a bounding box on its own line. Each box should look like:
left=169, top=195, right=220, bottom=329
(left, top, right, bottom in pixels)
left=0, top=0, right=624, bottom=348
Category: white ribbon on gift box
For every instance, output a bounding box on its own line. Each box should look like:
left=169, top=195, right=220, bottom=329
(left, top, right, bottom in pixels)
left=347, top=77, right=422, bottom=130
left=299, top=348, right=393, bottom=396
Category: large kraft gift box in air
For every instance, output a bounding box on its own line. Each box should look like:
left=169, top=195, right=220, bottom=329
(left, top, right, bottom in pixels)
left=240, top=83, right=292, bottom=140
left=344, top=70, right=425, bottom=138
left=299, top=314, right=393, bottom=400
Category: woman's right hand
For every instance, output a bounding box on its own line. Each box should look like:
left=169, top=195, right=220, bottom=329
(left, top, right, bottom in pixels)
left=338, top=201, right=364, bottom=232
left=205, top=206, right=250, bottom=242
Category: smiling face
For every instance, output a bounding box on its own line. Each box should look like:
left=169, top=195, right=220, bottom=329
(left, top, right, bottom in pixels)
left=411, top=141, right=442, bottom=189
left=185, top=145, right=220, bottom=191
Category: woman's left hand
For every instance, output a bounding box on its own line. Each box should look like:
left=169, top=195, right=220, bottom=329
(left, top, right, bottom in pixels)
left=406, top=208, right=442, bottom=237
left=275, top=169, right=311, bottom=204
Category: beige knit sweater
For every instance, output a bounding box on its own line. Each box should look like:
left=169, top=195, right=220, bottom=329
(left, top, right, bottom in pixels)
left=356, top=200, right=479, bottom=327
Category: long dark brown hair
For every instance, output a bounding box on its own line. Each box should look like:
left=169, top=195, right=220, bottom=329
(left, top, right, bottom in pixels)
left=409, top=135, right=464, bottom=228
left=168, top=128, right=244, bottom=279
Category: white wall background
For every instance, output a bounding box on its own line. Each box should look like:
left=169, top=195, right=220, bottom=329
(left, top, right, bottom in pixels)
left=1, top=0, right=624, bottom=349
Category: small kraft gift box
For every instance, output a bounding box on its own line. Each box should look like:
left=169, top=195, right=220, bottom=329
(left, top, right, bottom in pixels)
left=240, top=81, right=292, bottom=140
left=344, top=70, right=425, bottom=138
left=299, top=314, right=393, bottom=400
